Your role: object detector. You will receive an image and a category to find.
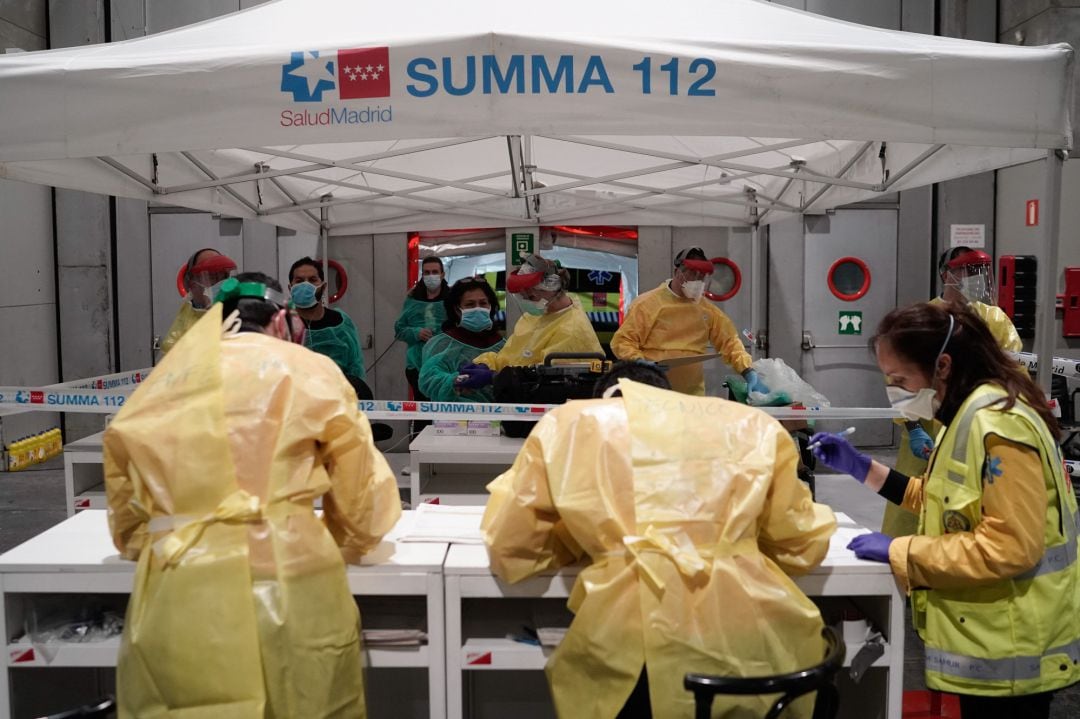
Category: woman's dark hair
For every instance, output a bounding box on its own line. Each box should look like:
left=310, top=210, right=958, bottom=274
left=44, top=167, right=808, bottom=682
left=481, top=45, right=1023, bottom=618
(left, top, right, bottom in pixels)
left=442, top=276, right=500, bottom=329
left=871, top=301, right=1058, bottom=439
left=409, top=256, right=449, bottom=300
left=220, top=271, right=284, bottom=334
left=288, top=256, right=325, bottom=284
left=592, top=360, right=672, bottom=398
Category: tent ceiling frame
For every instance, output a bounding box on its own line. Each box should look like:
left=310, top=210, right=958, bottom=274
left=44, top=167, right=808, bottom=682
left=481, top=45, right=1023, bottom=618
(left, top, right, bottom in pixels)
left=162, top=137, right=495, bottom=195
left=541, top=165, right=800, bottom=213
left=881, top=144, right=946, bottom=190
left=180, top=151, right=261, bottom=216
left=97, top=157, right=160, bottom=194
left=540, top=136, right=882, bottom=192
left=259, top=168, right=521, bottom=222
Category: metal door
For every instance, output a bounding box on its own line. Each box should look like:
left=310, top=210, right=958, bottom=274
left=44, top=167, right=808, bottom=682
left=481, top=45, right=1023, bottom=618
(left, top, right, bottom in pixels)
left=150, top=213, right=244, bottom=359
left=802, top=210, right=896, bottom=445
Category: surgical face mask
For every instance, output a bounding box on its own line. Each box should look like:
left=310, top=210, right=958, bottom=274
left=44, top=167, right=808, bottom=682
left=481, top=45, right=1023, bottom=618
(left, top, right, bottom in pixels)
left=959, top=274, right=989, bottom=303
left=520, top=297, right=549, bottom=316
left=423, top=275, right=443, bottom=291
left=459, top=306, right=493, bottom=332
left=290, top=281, right=319, bottom=309
left=886, top=385, right=940, bottom=421
left=681, top=280, right=705, bottom=301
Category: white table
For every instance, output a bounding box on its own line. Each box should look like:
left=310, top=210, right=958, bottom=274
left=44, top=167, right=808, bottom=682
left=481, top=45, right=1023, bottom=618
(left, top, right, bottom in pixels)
left=0, top=510, right=449, bottom=719
left=442, top=513, right=904, bottom=719
left=62, top=431, right=106, bottom=514
left=409, top=427, right=524, bottom=506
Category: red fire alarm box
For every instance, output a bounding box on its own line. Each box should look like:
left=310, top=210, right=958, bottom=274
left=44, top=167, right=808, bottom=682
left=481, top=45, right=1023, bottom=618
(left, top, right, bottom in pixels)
left=998, top=255, right=1038, bottom=338
left=1064, top=267, right=1080, bottom=338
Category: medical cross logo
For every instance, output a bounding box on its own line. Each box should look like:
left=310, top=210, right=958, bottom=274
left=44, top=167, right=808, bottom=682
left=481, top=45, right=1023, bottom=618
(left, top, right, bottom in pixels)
left=281, top=48, right=391, bottom=102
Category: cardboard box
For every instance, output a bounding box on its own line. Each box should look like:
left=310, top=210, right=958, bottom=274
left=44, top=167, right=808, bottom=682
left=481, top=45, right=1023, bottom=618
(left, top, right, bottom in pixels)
left=466, top=420, right=501, bottom=436
left=433, top=420, right=468, bottom=436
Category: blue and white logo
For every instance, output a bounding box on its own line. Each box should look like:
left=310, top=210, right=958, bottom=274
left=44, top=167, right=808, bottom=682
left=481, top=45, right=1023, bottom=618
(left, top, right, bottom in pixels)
left=281, top=51, right=336, bottom=102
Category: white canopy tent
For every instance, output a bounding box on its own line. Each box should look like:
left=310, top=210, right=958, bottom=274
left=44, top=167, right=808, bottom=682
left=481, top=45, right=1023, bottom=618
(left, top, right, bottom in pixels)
left=0, top=0, right=1072, bottom=386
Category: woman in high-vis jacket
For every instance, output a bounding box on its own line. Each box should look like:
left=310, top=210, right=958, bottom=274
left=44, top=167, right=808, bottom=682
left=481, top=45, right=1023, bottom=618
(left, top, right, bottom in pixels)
left=812, top=301, right=1080, bottom=718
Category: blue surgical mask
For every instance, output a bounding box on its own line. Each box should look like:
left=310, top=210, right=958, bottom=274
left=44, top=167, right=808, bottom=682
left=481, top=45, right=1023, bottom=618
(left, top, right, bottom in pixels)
left=459, top=307, right=493, bottom=332
left=290, top=281, right=318, bottom=309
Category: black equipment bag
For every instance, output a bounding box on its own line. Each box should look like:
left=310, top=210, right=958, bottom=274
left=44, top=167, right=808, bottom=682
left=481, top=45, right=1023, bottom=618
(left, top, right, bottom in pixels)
left=493, top=353, right=609, bottom=438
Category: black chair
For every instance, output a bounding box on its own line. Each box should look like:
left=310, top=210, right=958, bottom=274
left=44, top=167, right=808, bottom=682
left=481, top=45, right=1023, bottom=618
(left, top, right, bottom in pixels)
left=684, top=627, right=845, bottom=719
left=38, top=697, right=116, bottom=719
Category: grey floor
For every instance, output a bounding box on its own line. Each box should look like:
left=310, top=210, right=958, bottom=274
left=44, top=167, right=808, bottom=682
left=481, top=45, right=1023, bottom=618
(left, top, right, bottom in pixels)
left=2, top=448, right=1079, bottom=716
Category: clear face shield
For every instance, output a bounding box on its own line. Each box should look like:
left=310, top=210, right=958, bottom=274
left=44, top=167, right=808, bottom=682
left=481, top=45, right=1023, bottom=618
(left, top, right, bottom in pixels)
left=507, top=256, right=564, bottom=315
left=186, top=255, right=238, bottom=309
left=513, top=280, right=561, bottom=316
left=944, top=262, right=995, bottom=304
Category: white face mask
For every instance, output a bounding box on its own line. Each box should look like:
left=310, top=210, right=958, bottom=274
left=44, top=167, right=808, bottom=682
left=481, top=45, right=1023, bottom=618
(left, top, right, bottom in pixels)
left=520, top=297, right=549, bottom=316
left=958, top=275, right=989, bottom=303
left=423, top=275, right=442, bottom=291
left=681, top=280, right=705, bottom=301
left=886, top=385, right=940, bottom=421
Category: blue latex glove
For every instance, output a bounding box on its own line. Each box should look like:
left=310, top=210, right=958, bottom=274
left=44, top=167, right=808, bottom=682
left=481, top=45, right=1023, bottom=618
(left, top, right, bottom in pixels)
left=809, top=432, right=872, bottom=483
left=743, top=369, right=770, bottom=394
left=455, top=363, right=494, bottom=390
left=847, top=532, right=893, bottom=563
left=908, top=426, right=934, bottom=459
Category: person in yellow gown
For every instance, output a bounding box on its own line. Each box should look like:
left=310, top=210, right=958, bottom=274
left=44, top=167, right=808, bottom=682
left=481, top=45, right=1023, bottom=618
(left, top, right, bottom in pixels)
left=610, top=247, right=765, bottom=396
left=160, top=248, right=236, bottom=356
left=813, top=301, right=1079, bottom=717
left=104, top=272, right=401, bottom=718
left=883, top=247, right=1022, bottom=537
left=482, top=366, right=836, bottom=717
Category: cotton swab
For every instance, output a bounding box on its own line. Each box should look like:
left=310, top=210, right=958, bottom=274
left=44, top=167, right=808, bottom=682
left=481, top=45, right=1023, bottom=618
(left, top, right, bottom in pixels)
left=807, top=426, right=856, bottom=452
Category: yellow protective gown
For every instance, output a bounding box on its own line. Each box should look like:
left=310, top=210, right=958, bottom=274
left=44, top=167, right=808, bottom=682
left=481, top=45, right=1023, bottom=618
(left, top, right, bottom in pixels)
left=473, top=295, right=602, bottom=370
left=159, top=300, right=205, bottom=355
left=482, top=380, right=836, bottom=718
left=610, top=282, right=752, bottom=395
left=104, top=304, right=401, bottom=719
left=931, top=297, right=1022, bottom=353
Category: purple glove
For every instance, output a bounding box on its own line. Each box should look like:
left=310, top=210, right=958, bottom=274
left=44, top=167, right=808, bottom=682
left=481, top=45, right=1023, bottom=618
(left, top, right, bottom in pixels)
left=455, top=363, right=494, bottom=390
left=809, top=432, right=872, bottom=483
left=847, top=532, right=893, bottom=563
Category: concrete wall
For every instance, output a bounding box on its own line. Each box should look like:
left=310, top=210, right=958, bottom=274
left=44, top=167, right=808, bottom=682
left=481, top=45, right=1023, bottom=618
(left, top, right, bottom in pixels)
left=996, top=160, right=1080, bottom=356
left=0, top=0, right=59, bottom=447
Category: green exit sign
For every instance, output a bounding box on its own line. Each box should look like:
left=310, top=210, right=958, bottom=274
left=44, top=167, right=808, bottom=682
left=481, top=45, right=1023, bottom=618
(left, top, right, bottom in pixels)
left=838, top=311, right=863, bottom=335
left=511, top=233, right=535, bottom=266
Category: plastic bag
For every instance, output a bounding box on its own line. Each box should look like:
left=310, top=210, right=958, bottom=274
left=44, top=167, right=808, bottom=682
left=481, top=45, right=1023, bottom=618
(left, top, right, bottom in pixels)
left=750, top=358, right=831, bottom=408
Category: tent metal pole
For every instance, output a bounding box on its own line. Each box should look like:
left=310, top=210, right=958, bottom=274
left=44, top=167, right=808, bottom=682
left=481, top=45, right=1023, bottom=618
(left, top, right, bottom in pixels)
left=321, top=196, right=331, bottom=290
left=750, top=221, right=764, bottom=360
left=1034, top=149, right=1063, bottom=394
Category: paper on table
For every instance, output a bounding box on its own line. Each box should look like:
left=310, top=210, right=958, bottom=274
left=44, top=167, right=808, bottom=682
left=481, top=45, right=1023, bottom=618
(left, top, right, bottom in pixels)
left=397, top=503, right=485, bottom=543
